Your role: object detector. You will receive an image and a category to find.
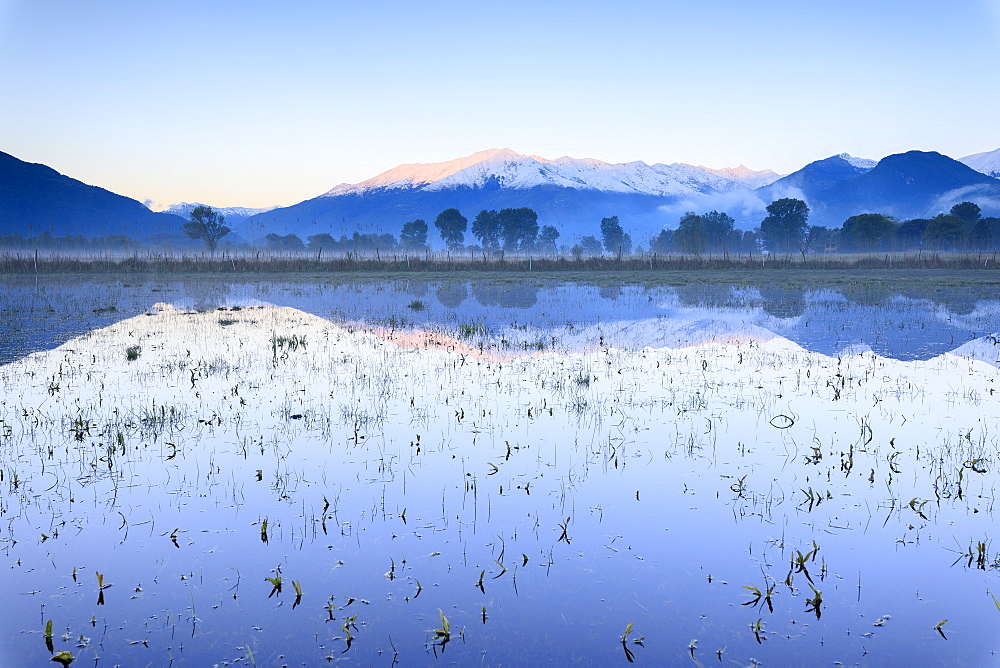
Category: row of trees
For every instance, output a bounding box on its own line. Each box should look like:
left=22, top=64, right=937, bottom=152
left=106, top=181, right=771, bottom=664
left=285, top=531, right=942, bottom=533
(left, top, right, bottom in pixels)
left=396, top=208, right=561, bottom=253
left=647, top=199, right=1000, bottom=255
left=264, top=231, right=399, bottom=253
left=567, top=216, right=634, bottom=258
left=262, top=207, right=558, bottom=255
left=172, top=201, right=1000, bottom=255
left=833, top=201, right=1000, bottom=252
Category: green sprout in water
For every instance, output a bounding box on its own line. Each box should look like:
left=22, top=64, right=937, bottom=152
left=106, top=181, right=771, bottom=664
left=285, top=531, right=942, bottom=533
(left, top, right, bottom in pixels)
left=341, top=613, right=358, bottom=653
left=431, top=609, right=451, bottom=654
left=51, top=650, right=74, bottom=666
left=620, top=622, right=643, bottom=662
left=743, top=582, right=776, bottom=613
left=95, top=571, right=108, bottom=606
left=265, top=576, right=282, bottom=598
left=805, top=585, right=823, bottom=619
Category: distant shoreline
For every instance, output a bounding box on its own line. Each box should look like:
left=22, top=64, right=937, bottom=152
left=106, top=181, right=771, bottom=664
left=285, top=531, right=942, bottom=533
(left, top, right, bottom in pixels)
left=2, top=251, right=1000, bottom=289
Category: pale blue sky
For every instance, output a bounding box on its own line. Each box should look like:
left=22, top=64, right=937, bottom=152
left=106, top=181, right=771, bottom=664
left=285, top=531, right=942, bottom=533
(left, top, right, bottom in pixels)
left=1, top=0, right=998, bottom=208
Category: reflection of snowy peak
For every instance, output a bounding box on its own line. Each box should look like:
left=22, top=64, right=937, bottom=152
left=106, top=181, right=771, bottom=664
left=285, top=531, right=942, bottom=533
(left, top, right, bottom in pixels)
left=961, top=148, right=1000, bottom=178
left=323, top=148, right=782, bottom=198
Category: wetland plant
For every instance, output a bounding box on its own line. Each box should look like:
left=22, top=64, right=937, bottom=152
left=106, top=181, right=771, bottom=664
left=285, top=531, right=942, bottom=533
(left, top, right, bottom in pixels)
left=265, top=575, right=282, bottom=598
left=51, top=650, right=74, bottom=666
left=743, top=582, right=776, bottom=613
left=805, top=585, right=823, bottom=619
left=432, top=609, right=451, bottom=649
left=458, top=319, right=486, bottom=339
left=620, top=622, right=643, bottom=662
left=557, top=516, right=571, bottom=544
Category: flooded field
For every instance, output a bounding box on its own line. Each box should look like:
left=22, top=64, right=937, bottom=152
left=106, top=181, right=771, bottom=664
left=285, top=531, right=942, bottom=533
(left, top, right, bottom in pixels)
left=1, top=274, right=999, bottom=665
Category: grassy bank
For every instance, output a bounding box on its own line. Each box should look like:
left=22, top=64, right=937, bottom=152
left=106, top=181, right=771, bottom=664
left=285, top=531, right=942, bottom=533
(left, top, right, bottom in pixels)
left=3, top=249, right=1000, bottom=277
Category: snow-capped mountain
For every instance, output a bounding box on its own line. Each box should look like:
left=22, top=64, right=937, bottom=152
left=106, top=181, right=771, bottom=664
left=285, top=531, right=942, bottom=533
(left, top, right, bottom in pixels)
left=324, top=148, right=782, bottom=198
left=696, top=164, right=785, bottom=190
left=246, top=147, right=1000, bottom=241
left=161, top=202, right=277, bottom=224
left=836, top=153, right=877, bottom=170
left=960, top=148, right=1000, bottom=178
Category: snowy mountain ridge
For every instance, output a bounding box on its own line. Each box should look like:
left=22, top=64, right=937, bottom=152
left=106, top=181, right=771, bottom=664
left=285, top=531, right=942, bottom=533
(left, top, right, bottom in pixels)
left=162, top=202, right=277, bottom=220
left=837, top=153, right=877, bottom=170
left=961, top=148, right=1000, bottom=178
left=323, top=148, right=784, bottom=198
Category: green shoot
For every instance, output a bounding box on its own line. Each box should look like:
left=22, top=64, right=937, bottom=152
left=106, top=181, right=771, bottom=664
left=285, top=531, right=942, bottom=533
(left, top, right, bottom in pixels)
left=51, top=650, right=74, bottom=666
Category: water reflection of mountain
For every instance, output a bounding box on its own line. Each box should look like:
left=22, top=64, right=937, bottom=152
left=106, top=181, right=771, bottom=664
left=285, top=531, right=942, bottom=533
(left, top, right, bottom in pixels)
left=0, top=278, right=191, bottom=365
left=1, top=276, right=997, bottom=365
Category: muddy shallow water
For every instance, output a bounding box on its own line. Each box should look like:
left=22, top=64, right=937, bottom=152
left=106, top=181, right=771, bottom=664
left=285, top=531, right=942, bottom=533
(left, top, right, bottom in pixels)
left=1, top=276, right=999, bottom=665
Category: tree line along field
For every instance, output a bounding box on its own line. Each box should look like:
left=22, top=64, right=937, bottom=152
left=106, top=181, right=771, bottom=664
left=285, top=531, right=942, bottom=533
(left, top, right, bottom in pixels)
left=1, top=198, right=998, bottom=257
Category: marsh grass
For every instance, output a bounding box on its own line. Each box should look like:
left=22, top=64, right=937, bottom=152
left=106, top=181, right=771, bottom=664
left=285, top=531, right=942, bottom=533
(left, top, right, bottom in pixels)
left=3, top=249, right=1000, bottom=277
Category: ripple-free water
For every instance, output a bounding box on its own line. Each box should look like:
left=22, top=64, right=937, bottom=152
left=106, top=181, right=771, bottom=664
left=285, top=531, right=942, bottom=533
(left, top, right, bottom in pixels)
left=1, top=276, right=998, bottom=665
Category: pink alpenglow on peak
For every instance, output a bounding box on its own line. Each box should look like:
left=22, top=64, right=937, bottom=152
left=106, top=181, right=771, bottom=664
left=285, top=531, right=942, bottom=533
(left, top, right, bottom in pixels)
left=322, top=149, right=783, bottom=198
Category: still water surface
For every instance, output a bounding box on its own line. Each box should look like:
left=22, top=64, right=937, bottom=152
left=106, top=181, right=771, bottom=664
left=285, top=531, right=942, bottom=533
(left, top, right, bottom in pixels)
left=0, top=275, right=998, bottom=665
left=2, top=274, right=998, bottom=363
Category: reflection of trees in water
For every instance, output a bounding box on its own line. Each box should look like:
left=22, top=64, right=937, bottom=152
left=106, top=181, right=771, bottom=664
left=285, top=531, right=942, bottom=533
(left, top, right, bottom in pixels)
left=471, top=283, right=539, bottom=309
left=670, top=281, right=987, bottom=322
left=436, top=282, right=468, bottom=309
left=927, top=291, right=980, bottom=316
left=840, top=284, right=979, bottom=316
left=759, top=287, right=806, bottom=319
left=404, top=280, right=429, bottom=297
left=674, top=284, right=743, bottom=309
left=182, top=279, right=232, bottom=311
left=839, top=283, right=894, bottom=307
left=599, top=285, right=622, bottom=301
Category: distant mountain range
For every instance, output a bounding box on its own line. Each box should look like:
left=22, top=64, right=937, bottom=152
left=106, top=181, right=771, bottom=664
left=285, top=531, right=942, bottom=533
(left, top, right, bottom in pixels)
left=760, top=150, right=1000, bottom=227
left=161, top=202, right=277, bottom=226
left=2, top=146, right=999, bottom=245
left=241, top=148, right=787, bottom=241
left=244, top=147, right=1000, bottom=242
